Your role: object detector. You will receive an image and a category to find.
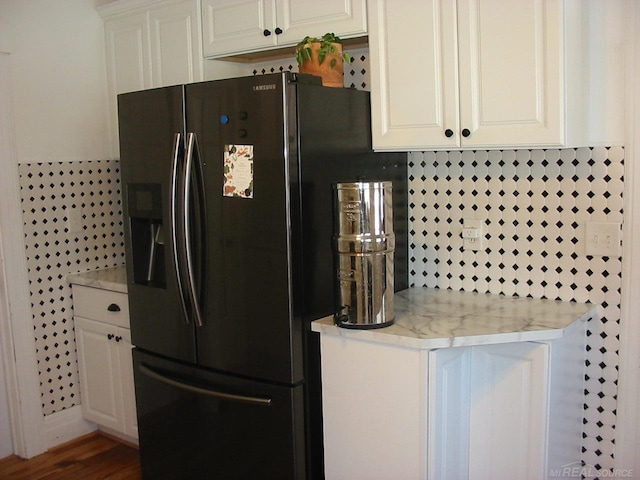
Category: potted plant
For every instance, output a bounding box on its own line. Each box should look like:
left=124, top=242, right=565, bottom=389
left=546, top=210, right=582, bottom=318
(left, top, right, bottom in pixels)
left=295, top=33, right=352, bottom=88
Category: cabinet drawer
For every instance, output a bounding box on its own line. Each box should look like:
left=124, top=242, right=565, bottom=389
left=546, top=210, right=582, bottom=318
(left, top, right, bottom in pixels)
left=72, top=285, right=130, bottom=328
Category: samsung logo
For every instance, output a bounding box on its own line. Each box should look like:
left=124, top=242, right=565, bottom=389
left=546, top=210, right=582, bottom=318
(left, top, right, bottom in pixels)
left=253, top=84, right=277, bottom=91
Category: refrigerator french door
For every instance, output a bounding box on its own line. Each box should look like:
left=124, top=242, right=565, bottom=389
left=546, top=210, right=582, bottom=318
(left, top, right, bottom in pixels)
left=118, top=72, right=408, bottom=479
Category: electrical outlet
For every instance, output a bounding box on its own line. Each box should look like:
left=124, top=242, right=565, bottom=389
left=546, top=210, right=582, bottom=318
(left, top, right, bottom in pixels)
left=585, top=221, right=621, bottom=257
left=462, top=218, right=484, bottom=251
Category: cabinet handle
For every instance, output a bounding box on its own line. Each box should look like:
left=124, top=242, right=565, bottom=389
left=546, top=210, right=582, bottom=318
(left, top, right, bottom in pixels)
left=263, top=29, right=271, bottom=37
left=107, top=333, right=114, bottom=340
left=107, top=303, right=120, bottom=312
left=461, top=128, right=471, bottom=138
left=444, top=129, right=454, bottom=138
left=274, top=27, right=283, bottom=35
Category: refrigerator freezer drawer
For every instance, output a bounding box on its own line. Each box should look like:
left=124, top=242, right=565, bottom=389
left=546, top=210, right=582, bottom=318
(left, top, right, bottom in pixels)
left=133, top=349, right=306, bottom=480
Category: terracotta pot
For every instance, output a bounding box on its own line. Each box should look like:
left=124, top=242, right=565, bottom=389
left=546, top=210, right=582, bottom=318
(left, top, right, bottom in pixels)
left=298, top=42, right=344, bottom=88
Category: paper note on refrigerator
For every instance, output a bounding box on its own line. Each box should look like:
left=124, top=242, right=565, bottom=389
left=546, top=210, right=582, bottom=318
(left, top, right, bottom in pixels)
left=223, top=145, right=254, bottom=198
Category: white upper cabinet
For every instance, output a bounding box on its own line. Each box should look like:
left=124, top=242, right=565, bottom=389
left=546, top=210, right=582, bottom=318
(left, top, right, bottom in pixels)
left=149, top=0, right=204, bottom=87
left=276, top=0, right=367, bottom=44
left=104, top=12, right=152, bottom=96
left=100, top=0, right=205, bottom=156
left=368, top=0, right=624, bottom=151
left=367, top=0, right=459, bottom=150
left=102, top=0, right=203, bottom=95
left=457, top=0, right=563, bottom=148
left=202, top=0, right=367, bottom=58
left=201, top=0, right=278, bottom=55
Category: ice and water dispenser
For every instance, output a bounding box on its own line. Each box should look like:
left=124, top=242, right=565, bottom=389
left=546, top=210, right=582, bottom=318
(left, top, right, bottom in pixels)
left=127, top=184, right=166, bottom=288
left=334, top=181, right=395, bottom=329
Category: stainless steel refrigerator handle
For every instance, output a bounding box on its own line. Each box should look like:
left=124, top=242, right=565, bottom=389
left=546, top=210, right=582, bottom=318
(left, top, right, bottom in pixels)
left=169, top=132, right=191, bottom=324
left=184, top=133, right=205, bottom=327
left=139, top=363, right=273, bottom=407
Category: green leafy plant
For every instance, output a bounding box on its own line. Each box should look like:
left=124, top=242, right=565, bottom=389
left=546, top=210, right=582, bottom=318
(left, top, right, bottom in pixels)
left=295, top=32, right=353, bottom=69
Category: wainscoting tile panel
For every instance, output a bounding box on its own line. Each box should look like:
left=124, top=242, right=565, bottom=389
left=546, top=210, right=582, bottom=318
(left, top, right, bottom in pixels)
left=18, top=160, right=125, bottom=415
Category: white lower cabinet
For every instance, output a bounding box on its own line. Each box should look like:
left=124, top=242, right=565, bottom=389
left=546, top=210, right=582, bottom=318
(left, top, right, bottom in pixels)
left=320, top=320, right=584, bottom=480
left=72, top=285, right=138, bottom=442
left=431, top=343, right=550, bottom=480
left=321, top=339, right=427, bottom=479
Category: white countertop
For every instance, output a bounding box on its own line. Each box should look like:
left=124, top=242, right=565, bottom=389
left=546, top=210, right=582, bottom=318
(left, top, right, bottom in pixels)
left=67, top=265, right=128, bottom=293
left=312, top=287, right=599, bottom=349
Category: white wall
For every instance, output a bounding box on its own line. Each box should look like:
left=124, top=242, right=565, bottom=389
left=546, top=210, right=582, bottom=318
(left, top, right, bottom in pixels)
left=0, top=0, right=113, bottom=163
left=0, top=0, right=114, bottom=458
left=0, top=51, right=48, bottom=459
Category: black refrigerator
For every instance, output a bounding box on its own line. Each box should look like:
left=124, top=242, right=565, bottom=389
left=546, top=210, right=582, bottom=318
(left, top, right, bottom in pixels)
left=118, top=72, right=408, bottom=480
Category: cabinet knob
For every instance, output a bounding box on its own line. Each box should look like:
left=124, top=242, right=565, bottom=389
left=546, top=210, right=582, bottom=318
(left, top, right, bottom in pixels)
left=274, top=27, right=283, bottom=35
left=461, top=128, right=471, bottom=138
left=107, top=303, right=121, bottom=312
left=107, top=333, right=114, bottom=340
left=115, top=336, right=122, bottom=343
left=263, top=29, right=271, bottom=37
left=444, top=129, right=454, bottom=138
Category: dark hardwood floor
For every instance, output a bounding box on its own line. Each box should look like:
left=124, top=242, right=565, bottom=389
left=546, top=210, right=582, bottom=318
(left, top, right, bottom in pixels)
left=0, top=432, right=141, bottom=479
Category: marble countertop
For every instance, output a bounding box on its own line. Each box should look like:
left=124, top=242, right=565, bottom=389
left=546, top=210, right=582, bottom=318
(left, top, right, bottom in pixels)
left=67, top=265, right=128, bottom=293
left=312, top=287, right=599, bottom=349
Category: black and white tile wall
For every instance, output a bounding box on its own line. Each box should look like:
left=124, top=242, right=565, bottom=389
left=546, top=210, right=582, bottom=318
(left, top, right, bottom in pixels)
left=18, top=160, right=125, bottom=415
left=408, top=146, right=623, bottom=477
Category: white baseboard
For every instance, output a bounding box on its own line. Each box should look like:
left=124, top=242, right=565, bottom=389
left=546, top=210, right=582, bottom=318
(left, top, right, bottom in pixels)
left=43, top=405, right=97, bottom=448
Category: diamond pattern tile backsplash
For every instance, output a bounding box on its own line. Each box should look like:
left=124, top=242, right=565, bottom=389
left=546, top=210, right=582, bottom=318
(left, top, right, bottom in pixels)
left=18, top=49, right=622, bottom=476
left=408, top=146, right=623, bottom=476
left=18, top=160, right=125, bottom=415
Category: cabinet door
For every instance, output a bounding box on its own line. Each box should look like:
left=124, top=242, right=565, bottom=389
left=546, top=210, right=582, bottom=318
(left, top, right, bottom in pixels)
left=104, top=12, right=152, bottom=156
left=320, top=336, right=427, bottom=479
left=469, top=342, right=550, bottom=480
left=104, top=13, right=152, bottom=95
left=117, top=327, right=138, bottom=439
left=275, top=0, right=367, bottom=44
left=428, top=347, right=472, bottom=480
left=149, top=0, right=204, bottom=87
left=75, top=317, right=124, bottom=432
left=457, top=0, right=563, bottom=147
left=201, top=0, right=277, bottom=57
left=368, top=0, right=459, bottom=151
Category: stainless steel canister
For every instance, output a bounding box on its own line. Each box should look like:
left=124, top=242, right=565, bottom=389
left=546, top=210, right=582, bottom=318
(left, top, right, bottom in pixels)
left=333, top=181, right=395, bottom=328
